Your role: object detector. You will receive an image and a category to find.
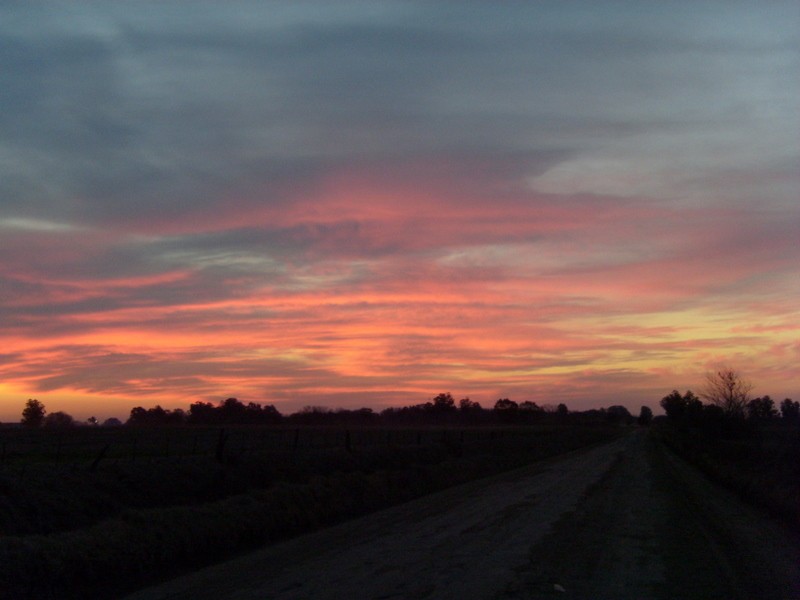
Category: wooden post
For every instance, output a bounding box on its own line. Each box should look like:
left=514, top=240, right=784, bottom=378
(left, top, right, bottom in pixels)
left=215, top=428, right=227, bottom=463
left=89, top=444, right=110, bottom=472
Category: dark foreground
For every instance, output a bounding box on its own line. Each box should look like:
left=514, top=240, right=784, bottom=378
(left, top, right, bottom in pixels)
left=122, top=430, right=800, bottom=600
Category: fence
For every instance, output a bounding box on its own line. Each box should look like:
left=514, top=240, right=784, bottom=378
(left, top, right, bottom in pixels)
left=0, top=424, right=555, bottom=468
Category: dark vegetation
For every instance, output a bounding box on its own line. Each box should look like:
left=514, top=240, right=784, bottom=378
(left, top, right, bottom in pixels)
left=0, top=394, right=630, bottom=600
left=653, top=369, right=799, bottom=530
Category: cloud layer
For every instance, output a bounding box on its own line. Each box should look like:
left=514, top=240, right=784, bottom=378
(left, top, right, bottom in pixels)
left=1, top=2, right=798, bottom=419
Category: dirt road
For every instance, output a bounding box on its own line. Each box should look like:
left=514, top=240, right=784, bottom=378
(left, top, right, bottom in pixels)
left=122, top=431, right=800, bottom=600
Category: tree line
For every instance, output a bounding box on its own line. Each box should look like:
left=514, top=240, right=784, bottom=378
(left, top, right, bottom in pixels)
left=659, top=368, right=798, bottom=432
left=16, top=393, right=650, bottom=429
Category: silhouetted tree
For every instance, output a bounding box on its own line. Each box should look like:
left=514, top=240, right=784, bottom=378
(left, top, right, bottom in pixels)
left=606, top=405, right=633, bottom=424
left=21, top=399, right=46, bottom=428
left=518, top=401, right=544, bottom=422
left=289, top=405, right=332, bottom=424
left=493, top=398, right=517, bottom=411
left=127, top=406, right=148, bottom=425
left=493, top=398, right=518, bottom=422
left=381, top=404, right=430, bottom=424
left=165, top=408, right=186, bottom=424
left=184, top=398, right=281, bottom=425
left=148, top=405, right=168, bottom=423
left=43, top=411, right=75, bottom=429
left=102, top=417, right=123, bottom=427
left=245, top=401, right=283, bottom=424
left=700, top=368, right=751, bottom=418
left=556, top=403, right=569, bottom=418
left=746, top=396, right=777, bottom=420
left=459, top=397, right=481, bottom=412
left=683, top=391, right=704, bottom=421
left=638, top=406, right=653, bottom=426
left=127, top=405, right=183, bottom=426
left=660, top=390, right=684, bottom=419
left=660, top=390, right=702, bottom=422
left=779, top=398, right=799, bottom=422
left=218, top=398, right=248, bottom=423
left=431, top=393, right=457, bottom=413
left=457, top=398, right=484, bottom=423
left=330, top=407, right=376, bottom=425
left=187, top=401, right=217, bottom=424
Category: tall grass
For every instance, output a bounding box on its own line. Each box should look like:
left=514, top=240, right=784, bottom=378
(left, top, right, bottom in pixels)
left=653, top=421, right=799, bottom=529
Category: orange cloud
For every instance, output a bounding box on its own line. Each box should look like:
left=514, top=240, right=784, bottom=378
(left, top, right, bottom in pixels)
left=1, top=167, right=798, bottom=421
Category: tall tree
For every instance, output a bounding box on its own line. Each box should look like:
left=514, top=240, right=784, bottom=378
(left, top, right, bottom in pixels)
left=43, top=411, right=75, bottom=429
left=21, top=398, right=46, bottom=428
left=780, top=398, right=799, bottom=421
left=660, top=390, right=702, bottom=422
left=431, top=393, right=456, bottom=412
left=746, top=396, right=777, bottom=420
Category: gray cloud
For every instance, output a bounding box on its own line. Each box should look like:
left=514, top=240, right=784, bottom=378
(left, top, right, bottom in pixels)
left=4, top=1, right=795, bottom=227
left=1, top=2, right=798, bottom=414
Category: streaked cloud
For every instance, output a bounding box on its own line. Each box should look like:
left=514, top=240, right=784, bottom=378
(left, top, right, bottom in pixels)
left=0, top=1, right=798, bottom=419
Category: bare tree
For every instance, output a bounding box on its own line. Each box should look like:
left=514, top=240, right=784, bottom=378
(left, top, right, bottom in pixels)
left=700, top=367, right=752, bottom=418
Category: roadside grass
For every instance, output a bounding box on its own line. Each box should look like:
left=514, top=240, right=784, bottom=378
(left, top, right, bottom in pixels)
left=652, top=422, right=799, bottom=529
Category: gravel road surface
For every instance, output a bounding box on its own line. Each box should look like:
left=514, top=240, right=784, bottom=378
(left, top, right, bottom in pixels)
left=122, top=431, right=800, bottom=600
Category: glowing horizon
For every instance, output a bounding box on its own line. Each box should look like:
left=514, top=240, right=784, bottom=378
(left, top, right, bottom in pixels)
left=1, top=2, right=798, bottom=421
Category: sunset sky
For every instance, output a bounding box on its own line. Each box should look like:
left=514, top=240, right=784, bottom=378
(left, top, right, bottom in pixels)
left=1, top=2, right=798, bottom=421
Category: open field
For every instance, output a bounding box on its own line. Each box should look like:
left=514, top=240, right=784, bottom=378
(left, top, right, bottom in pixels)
left=0, top=422, right=622, bottom=599
left=4, top=423, right=796, bottom=599
left=123, top=430, right=800, bottom=600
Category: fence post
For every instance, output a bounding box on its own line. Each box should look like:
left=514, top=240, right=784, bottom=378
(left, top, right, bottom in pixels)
left=89, top=444, right=110, bottom=472
left=215, top=428, right=227, bottom=463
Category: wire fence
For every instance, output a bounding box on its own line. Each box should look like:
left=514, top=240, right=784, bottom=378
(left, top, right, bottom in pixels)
left=0, top=424, right=548, bottom=467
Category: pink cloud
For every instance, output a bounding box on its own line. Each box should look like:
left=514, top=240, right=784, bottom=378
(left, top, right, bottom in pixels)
left=1, top=163, right=798, bottom=420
